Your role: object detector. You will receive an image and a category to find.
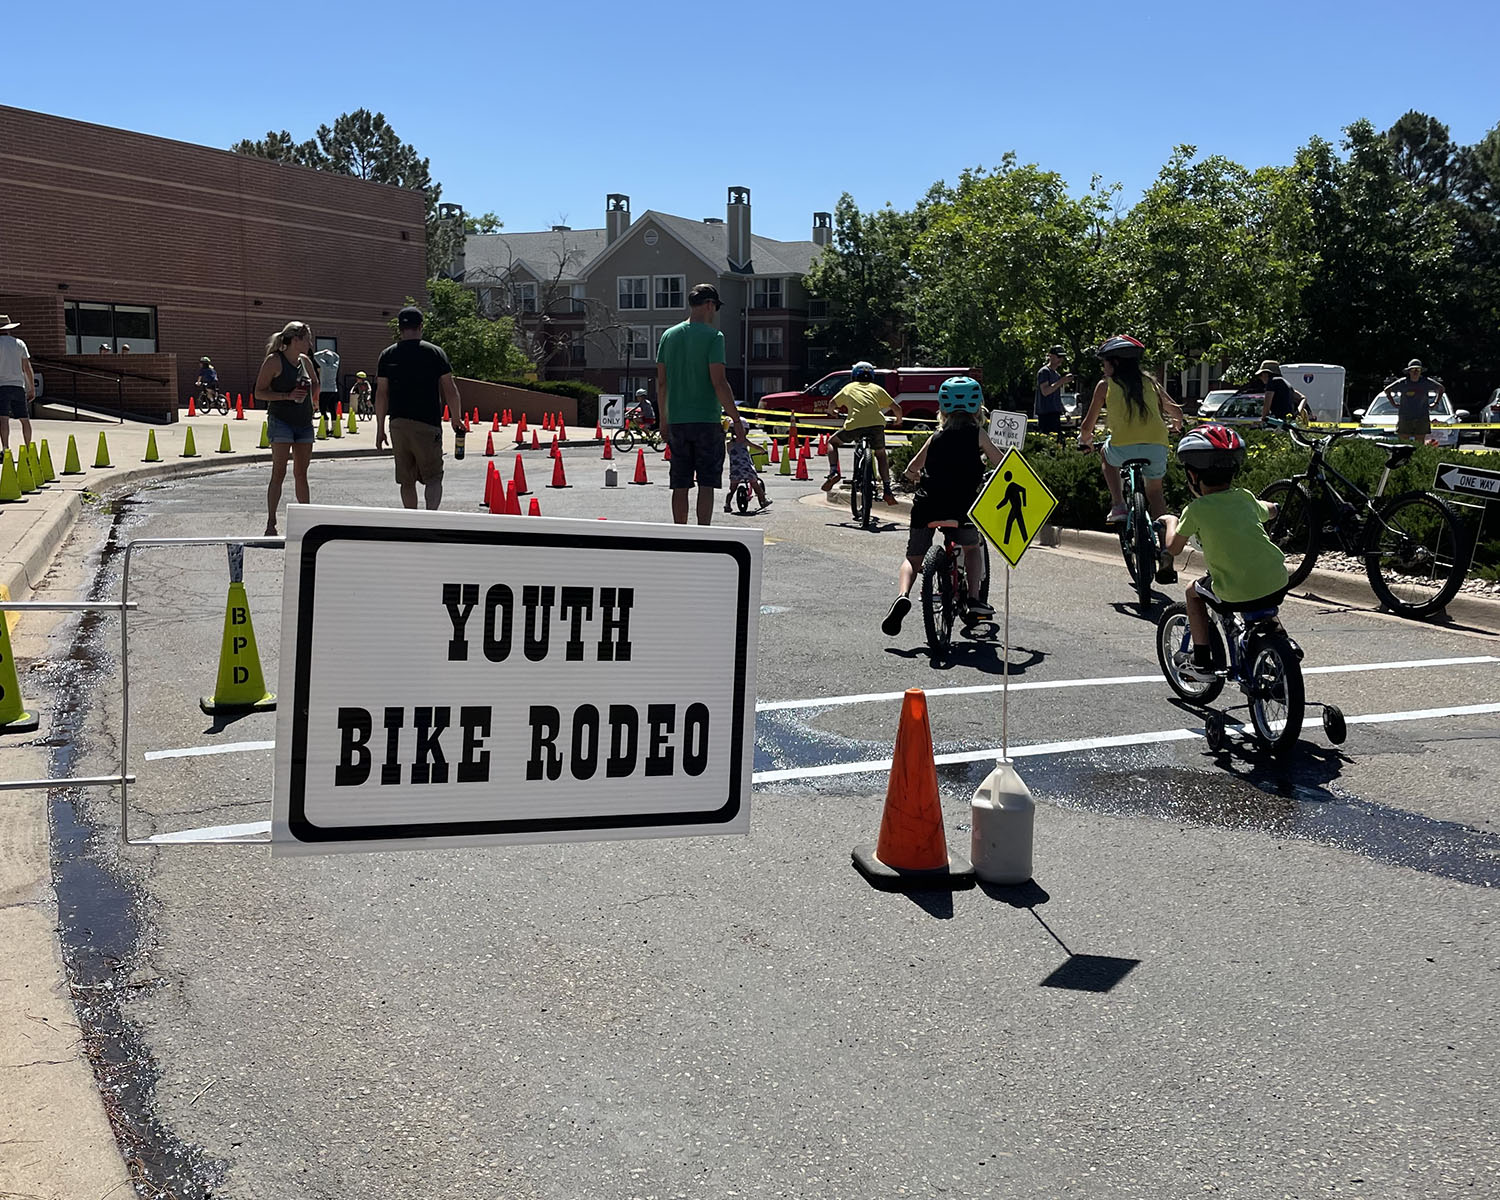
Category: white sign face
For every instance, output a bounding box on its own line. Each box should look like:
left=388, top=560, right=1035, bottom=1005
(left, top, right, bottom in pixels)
left=600, top=393, right=626, bottom=428
left=272, top=506, right=761, bottom=855
left=987, top=409, right=1028, bottom=450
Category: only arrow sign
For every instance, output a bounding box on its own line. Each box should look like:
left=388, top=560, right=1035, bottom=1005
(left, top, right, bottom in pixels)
left=1435, top=463, right=1500, bottom=499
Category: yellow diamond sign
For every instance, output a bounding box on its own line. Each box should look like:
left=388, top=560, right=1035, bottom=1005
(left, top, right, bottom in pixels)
left=968, top=448, right=1057, bottom=568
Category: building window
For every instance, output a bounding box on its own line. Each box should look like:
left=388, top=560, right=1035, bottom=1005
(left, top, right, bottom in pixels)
left=570, top=283, right=588, bottom=314
left=511, top=282, right=537, bottom=313
left=653, top=275, right=685, bottom=309
left=752, top=327, right=784, bottom=361
left=808, top=298, right=829, bottom=319
left=621, top=326, right=651, bottom=361
left=752, top=376, right=784, bottom=399
left=568, top=337, right=587, bottom=367
left=620, top=375, right=652, bottom=396
left=65, top=301, right=158, bottom=354
left=618, top=276, right=649, bottom=310
left=753, top=278, right=783, bottom=309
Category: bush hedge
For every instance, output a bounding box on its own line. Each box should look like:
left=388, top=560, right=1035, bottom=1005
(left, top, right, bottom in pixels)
left=499, top=378, right=603, bottom=426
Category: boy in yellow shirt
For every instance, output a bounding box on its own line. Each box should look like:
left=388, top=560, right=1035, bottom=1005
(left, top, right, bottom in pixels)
left=820, top=361, right=900, bottom=505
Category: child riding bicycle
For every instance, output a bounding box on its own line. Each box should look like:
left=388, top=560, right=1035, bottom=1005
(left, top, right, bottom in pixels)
left=882, top=376, right=1003, bottom=635
left=1157, top=425, right=1290, bottom=682
left=821, top=361, right=901, bottom=506
left=724, top=422, right=772, bottom=513
left=1077, top=334, right=1182, bottom=524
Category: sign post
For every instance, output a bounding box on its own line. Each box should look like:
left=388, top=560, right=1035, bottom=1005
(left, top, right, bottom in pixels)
left=271, top=506, right=761, bottom=855
left=964, top=448, right=1057, bottom=884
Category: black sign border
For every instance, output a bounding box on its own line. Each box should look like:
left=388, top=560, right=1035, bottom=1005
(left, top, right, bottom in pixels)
left=287, top=524, right=753, bottom=844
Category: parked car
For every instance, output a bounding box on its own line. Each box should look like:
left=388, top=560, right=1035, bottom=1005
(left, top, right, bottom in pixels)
left=1480, top=388, right=1500, bottom=446
left=1354, top=390, right=1469, bottom=448
left=1195, top=388, right=1243, bottom=418
left=1205, top=391, right=1267, bottom=428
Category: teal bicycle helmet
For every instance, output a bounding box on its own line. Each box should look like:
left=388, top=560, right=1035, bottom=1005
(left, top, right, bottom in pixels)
left=938, top=375, right=984, bottom=413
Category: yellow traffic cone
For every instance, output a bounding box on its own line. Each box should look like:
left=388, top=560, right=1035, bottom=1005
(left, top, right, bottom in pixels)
left=62, top=435, right=82, bottom=475
left=143, top=429, right=161, bottom=462
left=258, top=420, right=269, bottom=449
left=0, top=608, right=41, bottom=733
left=347, top=408, right=358, bottom=434
left=94, top=432, right=113, bottom=469
left=39, top=440, right=57, bottom=483
left=330, top=409, right=343, bottom=439
left=26, top=444, right=46, bottom=488
left=16, top=445, right=36, bottom=493
left=0, top=451, right=23, bottom=502
left=199, top=581, right=276, bottom=714
left=217, top=424, right=233, bottom=454
left=316, top=412, right=328, bottom=441
left=181, top=427, right=199, bottom=457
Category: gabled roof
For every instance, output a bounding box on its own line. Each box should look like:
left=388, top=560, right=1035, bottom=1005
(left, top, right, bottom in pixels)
left=463, top=227, right=609, bottom=285
left=650, top=213, right=821, bottom=277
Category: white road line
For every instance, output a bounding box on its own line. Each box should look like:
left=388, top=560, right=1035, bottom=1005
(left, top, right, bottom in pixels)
left=749, top=701, right=1500, bottom=785
left=144, top=740, right=276, bottom=761
left=141, top=821, right=271, bottom=844
left=754, top=655, right=1500, bottom=712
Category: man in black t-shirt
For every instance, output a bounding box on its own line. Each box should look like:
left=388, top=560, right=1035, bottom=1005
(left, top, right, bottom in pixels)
left=376, top=306, right=465, bottom=509
left=1253, top=360, right=1303, bottom=423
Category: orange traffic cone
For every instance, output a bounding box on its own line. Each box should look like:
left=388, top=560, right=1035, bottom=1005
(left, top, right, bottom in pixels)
left=795, top=448, right=810, bottom=481
left=528, top=497, right=542, bottom=516
left=530, top=429, right=540, bottom=450
left=629, top=448, right=651, bottom=485
left=492, top=412, right=500, bottom=433
left=548, top=453, right=571, bottom=488
left=235, top=395, right=245, bottom=420
left=543, top=412, right=552, bottom=432
left=602, top=437, right=613, bottom=461
left=770, top=438, right=779, bottom=463
left=515, top=414, right=528, bottom=446
left=788, top=416, right=799, bottom=448
left=853, top=689, right=975, bottom=890
left=818, top=433, right=828, bottom=456
left=594, top=419, right=603, bottom=440
left=550, top=433, right=560, bottom=459
left=513, top=453, right=529, bottom=495
left=489, top=466, right=506, bottom=515
left=484, top=431, right=495, bottom=456
left=443, top=404, right=450, bottom=422
left=188, top=395, right=197, bottom=418
left=505, top=478, right=521, bottom=515
left=558, top=418, right=567, bottom=441
left=482, top=462, right=495, bottom=508
left=245, top=394, right=254, bottom=410
left=663, top=442, right=672, bottom=461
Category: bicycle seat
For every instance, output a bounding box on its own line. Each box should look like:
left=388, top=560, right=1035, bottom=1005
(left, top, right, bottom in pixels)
left=1375, top=441, right=1416, bottom=469
left=926, top=519, right=961, bottom=529
left=1241, top=606, right=1280, bottom=623
left=1121, top=457, right=1152, bottom=468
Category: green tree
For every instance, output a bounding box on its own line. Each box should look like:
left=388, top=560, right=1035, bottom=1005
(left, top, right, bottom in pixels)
left=465, top=212, right=504, bottom=234
left=912, top=157, right=1121, bottom=402
left=391, top=278, right=532, bottom=382
left=234, top=109, right=449, bottom=275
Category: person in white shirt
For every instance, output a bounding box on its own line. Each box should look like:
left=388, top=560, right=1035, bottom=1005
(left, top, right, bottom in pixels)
left=314, top=347, right=341, bottom=418
left=0, top=315, right=37, bottom=454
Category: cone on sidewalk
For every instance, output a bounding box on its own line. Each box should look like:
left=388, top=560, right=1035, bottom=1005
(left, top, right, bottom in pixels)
left=594, top=419, right=603, bottom=440
left=199, top=581, right=276, bottom=715
left=513, top=453, right=529, bottom=495
left=558, top=418, right=567, bottom=442
left=62, top=435, right=82, bottom=475
left=235, top=395, right=245, bottom=420
left=94, top=432, right=113, bottom=469
left=316, top=413, right=328, bottom=441
left=18, top=446, right=39, bottom=491
left=246, top=394, right=254, bottom=410
left=39, top=440, right=56, bottom=483
left=492, top=412, right=500, bottom=433
left=143, top=429, right=161, bottom=463
left=188, top=395, right=198, bottom=418
left=527, top=497, right=541, bottom=516
left=515, top=414, right=528, bottom=446
left=629, top=448, right=652, bottom=485
left=853, top=689, right=975, bottom=891
left=181, top=426, right=199, bottom=457
left=547, top=453, right=571, bottom=488
left=347, top=407, right=358, bottom=434
left=770, top=438, right=780, bottom=463
left=0, top=451, right=22, bottom=503
left=258, top=420, right=270, bottom=449
left=602, top=437, right=613, bottom=460
left=484, top=431, right=495, bottom=457
left=0, top=608, right=41, bottom=733
left=543, top=412, right=552, bottom=432
left=217, top=424, right=233, bottom=453
left=330, top=407, right=343, bottom=438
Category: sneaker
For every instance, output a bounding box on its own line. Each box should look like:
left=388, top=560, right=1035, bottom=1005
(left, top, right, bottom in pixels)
left=757, top=498, right=773, bottom=511
left=882, top=594, right=911, bottom=636
left=1174, top=654, right=1219, bottom=683
left=1106, top=504, right=1127, bottom=524
left=883, top=491, right=899, bottom=506
left=1155, top=554, right=1178, bottom=585
left=820, top=472, right=843, bottom=493
left=966, top=600, right=995, bottom=620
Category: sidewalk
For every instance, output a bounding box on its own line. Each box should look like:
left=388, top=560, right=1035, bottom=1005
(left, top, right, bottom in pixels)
left=0, top=408, right=595, bottom=1199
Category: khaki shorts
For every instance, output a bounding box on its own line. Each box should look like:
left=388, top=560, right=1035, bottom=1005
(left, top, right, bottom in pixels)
left=390, top=417, right=444, bottom=486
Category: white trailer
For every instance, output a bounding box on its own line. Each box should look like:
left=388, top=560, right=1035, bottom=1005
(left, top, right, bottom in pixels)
left=1280, top=363, right=1346, bottom=424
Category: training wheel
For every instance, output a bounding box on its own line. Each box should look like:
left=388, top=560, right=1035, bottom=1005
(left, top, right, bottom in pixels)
left=1322, top=704, right=1347, bottom=745
left=1204, top=713, right=1226, bottom=753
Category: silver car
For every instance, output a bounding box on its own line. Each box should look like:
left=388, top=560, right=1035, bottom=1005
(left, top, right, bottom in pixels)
left=1354, top=391, right=1469, bottom=448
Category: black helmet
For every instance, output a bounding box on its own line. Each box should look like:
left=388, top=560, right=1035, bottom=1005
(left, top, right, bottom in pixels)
left=1095, top=335, right=1146, bottom=360
left=1176, top=424, right=1246, bottom=473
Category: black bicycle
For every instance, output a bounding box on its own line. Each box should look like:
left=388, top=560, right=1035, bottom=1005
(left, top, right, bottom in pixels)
left=353, top=387, right=375, bottom=420
left=1259, top=422, right=1471, bottom=619
left=195, top=385, right=228, bottom=416
left=920, top=521, right=992, bottom=658
left=1088, top=447, right=1166, bottom=609
left=849, top=430, right=878, bottom=530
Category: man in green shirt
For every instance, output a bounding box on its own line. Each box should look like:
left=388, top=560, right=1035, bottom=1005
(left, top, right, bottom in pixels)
left=656, top=283, right=747, bottom=525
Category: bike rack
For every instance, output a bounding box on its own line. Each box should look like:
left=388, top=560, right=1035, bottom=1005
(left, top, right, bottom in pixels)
left=0, top=537, right=285, bottom=849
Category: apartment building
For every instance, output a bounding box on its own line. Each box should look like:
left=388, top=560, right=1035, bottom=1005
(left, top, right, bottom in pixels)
left=459, top=189, right=834, bottom=403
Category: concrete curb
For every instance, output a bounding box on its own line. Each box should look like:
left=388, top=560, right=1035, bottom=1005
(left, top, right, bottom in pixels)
left=1039, top=525, right=1498, bottom=630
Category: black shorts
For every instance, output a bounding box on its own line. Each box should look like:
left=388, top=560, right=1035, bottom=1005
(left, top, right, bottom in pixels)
left=1036, top=410, right=1062, bottom=434
left=318, top=392, right=341, bottom=417
left=830, top=426, right=885, bottom=451
left=0, top=385, right=30, bottom=419
left=906, top=523, right=979, bottom=559
left=667, top=422, right=725, bottom=489
left=1192, top=575, right=1290, bottom=613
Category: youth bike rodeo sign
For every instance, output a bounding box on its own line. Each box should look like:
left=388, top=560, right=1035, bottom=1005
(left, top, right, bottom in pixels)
left=271, top=506, right=761, bottom=855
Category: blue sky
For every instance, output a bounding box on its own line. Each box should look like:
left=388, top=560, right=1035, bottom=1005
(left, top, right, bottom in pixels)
left=7, top=0, right=1497, bottom=243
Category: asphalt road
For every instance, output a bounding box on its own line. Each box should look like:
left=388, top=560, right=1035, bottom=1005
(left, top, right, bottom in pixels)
left=43, top=445, right=1500, bottom=1199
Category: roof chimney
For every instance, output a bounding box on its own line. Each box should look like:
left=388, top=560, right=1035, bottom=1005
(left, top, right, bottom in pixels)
left=727, top=186, right=751, bottom=271
left=812, top=211, right=832, bottom=247
left=606, top=194, right=630, bottom=245
left=551, top=224, right=572, bottom=232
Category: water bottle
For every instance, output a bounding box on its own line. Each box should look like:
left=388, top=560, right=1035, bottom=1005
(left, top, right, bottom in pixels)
left=454, top=426, right=466, bottom=460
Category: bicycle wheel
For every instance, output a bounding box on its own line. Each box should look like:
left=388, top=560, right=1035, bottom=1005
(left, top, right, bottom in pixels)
left=1362, top=490, right=1470, bottom=619
left=1155, top=602, right=1226, bottom=704
left=1258, top=479, right=1319, bottom=587
left=850, top=449, right=873, bottom=528
left=612, top=427, right=636, bottom=453
left=645, top=428, right=665, bottom=452
left=1119, top=491, right=1151, bottom=604
left=358, top=395, right=375, bottom=419
left=736, top=482, right=750, bottom=514
left=920, top=544, right=955, bottom=656
left=1246, top=634, right=1305, bottom=755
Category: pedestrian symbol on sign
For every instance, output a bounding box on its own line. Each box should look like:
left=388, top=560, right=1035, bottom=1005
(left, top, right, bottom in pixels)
left=968, top=449, right=1057, bottom=568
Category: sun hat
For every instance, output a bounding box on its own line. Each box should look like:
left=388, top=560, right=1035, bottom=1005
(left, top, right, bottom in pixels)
left=1256, top=360, right=1279, bottom=375
left=0, top=315, right=19, bottom=332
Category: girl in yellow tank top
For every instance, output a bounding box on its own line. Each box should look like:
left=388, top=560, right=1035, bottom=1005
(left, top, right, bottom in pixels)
left=1077, top=339, right=1182, bottom=523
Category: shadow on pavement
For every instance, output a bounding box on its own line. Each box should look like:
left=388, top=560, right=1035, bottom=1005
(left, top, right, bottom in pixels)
left=979, top=879, right=1140, bottom=993
left=883, top=643, right=1048, bottom=677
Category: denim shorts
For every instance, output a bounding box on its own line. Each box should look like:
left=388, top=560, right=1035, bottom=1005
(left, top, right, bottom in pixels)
left=268, top=413, right=315, bottom=444
left=0, top=385, right=29, bottom=419
left=1103, top=438, right=1167, bottom=480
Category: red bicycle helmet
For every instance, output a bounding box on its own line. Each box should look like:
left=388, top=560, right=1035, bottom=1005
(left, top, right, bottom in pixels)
left=1177, top=424, right=1246, bottom=473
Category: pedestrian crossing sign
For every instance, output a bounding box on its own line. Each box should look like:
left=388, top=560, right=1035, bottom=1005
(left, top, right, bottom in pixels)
left=968, top=449, right=1057, bottom=568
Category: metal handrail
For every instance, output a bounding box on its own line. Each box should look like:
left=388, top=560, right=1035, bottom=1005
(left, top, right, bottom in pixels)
left=28, top=353, right=171, bottom=423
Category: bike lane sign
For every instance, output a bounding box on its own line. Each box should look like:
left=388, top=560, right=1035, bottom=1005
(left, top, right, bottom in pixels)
left=986, top=409, right=1028, bottom=451
left=968, top=448, right=1058, bottom=568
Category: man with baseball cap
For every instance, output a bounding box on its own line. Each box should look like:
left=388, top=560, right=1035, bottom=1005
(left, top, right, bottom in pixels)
left=0, top=315, right=36, bottom=455
left=655, top=283, right=747, bottom=525
left=1034, top=346, right=1073, bottom=437
left=375, top=306, right=466, bottom=510
left=1383, top=359, right=1447, bottom=443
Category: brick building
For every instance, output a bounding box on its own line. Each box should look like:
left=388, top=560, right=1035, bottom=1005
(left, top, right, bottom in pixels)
left=0, top=104, right=427, bottom=420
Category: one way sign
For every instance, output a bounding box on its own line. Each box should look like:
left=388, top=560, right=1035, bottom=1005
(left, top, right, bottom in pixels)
left=1435, top=462, right=1500, bottom=500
